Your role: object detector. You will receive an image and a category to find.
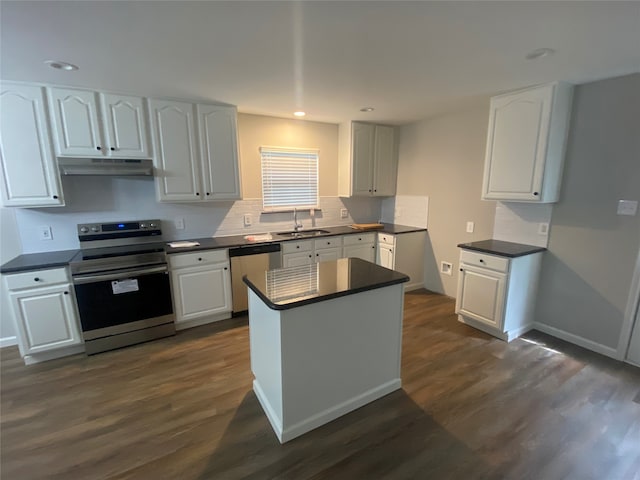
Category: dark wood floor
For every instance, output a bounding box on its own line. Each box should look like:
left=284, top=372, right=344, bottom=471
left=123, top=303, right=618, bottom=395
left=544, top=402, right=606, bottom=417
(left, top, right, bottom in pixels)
left=2, top=289, right=639, bottom=480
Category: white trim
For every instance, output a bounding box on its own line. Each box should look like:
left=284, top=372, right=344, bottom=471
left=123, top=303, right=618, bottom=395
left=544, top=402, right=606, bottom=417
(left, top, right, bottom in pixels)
left=23, top=344, right=85, bottom=365
left=616, top=246, right=640, bottom=360
left=255, top=378, right=401, bottom=444
left=0, top=336, right=18, bottom=348
left=174, top=312, right=231, bottom=331
left=532, top=322, right=618, bottom=359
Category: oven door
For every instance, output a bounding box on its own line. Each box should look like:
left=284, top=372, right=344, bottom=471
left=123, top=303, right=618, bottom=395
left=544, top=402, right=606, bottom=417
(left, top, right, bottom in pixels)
left=73, top=265, right=174, bottom=338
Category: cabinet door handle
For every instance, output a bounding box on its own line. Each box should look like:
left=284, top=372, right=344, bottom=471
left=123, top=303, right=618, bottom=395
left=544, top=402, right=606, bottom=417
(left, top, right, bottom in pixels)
left=479, top=259, right=484, bottom=263
left=96, top=146, right=102, bottom=151
left=374, top=189, right=377, bottom=193
left=296, top=245, right=300, bottom=249
left=316, top=253, right=319, bottom=256
left=196, top=192, right=200, bottom=196
left=110, top=147, right=115, bottom=151
left=460, top=268, right=463, bottom=272
left=206, top=192, right=210, bottom=196
left=533, top=192, right=539, bottom=196
left=52, top=195, right=58, bottom=199
left=64, top=291, right=69, bottom=295
left=390, top=249, right=393, bottom=253
left=368, top=189, right=372, bottom=193
left=198, top=257, right=203, bottom=261
left=308, top=254, right=312, bottom=258
left=224, top=267, right=228, bottom=270
left=34, top=277, right=40, bottom=282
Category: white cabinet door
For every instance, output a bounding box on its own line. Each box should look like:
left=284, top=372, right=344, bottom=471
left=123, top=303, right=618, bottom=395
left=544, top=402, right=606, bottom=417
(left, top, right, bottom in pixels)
left=283, top=252, right=314, bottom=267
left=101, top=93, right=150, bottom=158
left=9, top=284, right=82, bottom=355
left=455, top=265, right=506, bottom=329
left=149, top=99, right=201, bottom=202
left=482, top=83, right=572, bottom=203
left=0, top=83, right=63, bottom=207
left=372, top=125, right=397, bottom=196
left=376, top=244, right=395, bottom=269
left=171, top=263, right=232, bottom=323
left=48, top=88, right=103, bottom=157
left=315, top=247, right=342, bottom=263
left=343, top=244, right=376, bottom=262
left=197, top=104, right=241, bottom=200
left=351, top=122, right=375, bottom=196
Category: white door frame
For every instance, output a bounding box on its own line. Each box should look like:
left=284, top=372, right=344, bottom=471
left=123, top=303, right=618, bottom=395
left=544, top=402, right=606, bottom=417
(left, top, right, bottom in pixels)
left=617, top=245, right=640, bottom=361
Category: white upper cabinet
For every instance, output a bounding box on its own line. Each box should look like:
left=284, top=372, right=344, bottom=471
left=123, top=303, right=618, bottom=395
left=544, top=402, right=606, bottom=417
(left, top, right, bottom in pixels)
left=48, top=87, right=150, bottom=158
left=196, top=104, right=241, bottom=200
left=100, top=93, right=150, bottom=158
left=339, top=121, right=397, bottom=197
left=148, top=99, right=201, bottom=202
left=482, top=82, right=573, bottom=203
left=150, top=99, right=242, bottom=203
left=0, top=83, right=63, bottom=207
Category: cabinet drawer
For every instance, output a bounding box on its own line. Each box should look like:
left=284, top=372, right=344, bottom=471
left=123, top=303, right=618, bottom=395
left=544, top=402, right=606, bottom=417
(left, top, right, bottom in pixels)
left=169, top=249, right=228, bottom=269
left=314, top=236, right=343, bottom=250
left=5, top=267, right=69, bottom=291
left=460, top=250, right=509, bottom=273
left=281, top=240, right=313, bottom=254
left=343, top=233, right=375, bottom=246
left=377, top=233, right=395, bottom=246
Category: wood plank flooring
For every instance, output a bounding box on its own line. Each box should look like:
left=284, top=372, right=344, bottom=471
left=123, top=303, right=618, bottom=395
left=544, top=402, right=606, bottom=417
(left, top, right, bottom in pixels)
left=2, top=289, right=639, bottom=479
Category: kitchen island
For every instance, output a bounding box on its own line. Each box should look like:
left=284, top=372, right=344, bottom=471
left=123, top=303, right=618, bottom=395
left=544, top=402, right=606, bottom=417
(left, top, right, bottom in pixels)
left=243, top=258, right=409, bottom=443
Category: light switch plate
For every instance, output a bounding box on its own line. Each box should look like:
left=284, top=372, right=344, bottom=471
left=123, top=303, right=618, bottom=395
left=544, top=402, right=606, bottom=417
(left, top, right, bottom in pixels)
left=39, top=225, right=52, bottom=241
left=174, top=218, right=185, bottom=230
left=617, top=200, right=638, bottom=216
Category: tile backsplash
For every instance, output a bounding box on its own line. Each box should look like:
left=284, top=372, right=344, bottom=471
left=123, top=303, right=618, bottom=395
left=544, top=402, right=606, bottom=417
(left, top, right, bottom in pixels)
left=13, top=176, right=382, bottom=253
left=492, top=202, right=552, bottom=247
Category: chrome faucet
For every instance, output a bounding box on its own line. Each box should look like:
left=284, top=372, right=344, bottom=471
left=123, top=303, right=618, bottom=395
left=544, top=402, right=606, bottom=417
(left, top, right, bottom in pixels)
left=293, top=208, right=303, bottom=232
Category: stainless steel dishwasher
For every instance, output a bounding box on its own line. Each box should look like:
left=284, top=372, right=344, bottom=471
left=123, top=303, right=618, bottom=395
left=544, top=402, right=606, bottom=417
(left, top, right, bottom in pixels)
left=229, top=243, right=282, bottom=314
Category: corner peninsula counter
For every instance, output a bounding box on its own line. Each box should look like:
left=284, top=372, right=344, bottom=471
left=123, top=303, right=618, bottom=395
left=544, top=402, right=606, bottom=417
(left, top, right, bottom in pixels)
left=243, top=258, right=409, bottom=443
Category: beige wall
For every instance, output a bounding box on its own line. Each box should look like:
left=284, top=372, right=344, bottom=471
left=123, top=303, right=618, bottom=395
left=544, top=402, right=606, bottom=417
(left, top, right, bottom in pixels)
left=237, top=113, right=339, bottom=199
left=396, top=107, right=496, bottom=296
left=535, top=73, right=640, bottom=350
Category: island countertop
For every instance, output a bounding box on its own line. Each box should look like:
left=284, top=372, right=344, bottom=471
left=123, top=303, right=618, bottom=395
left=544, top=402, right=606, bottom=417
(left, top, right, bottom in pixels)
left=243, top=257, right=409, bottom=310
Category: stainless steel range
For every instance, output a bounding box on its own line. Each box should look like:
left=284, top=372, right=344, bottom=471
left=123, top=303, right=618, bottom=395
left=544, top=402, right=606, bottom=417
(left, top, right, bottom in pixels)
left=70, top=219, right=175, bottom=355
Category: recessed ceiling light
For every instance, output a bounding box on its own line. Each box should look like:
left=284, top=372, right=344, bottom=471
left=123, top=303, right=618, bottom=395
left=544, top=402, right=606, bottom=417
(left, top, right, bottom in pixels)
left=525, top=48, right=556, bottom=60
left=293, top=111, right=306, bottom=117
left=360, top=107, right=375, bottom=112
left=44, top=60, right=79, bottom=71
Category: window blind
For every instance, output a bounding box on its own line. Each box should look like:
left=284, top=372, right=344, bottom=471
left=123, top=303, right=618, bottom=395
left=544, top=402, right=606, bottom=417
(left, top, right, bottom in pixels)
left=260, top=147, right=319, bottom=211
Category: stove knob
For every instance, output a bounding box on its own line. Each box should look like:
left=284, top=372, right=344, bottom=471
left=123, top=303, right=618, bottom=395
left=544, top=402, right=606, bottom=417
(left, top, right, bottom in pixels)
left=149, top=223, right=157, bottom=229
left=79, top=226, right=89, bottom=234
left=91, top=226, right=100, bottom=232
left=140, top=223, right=147, bottom=229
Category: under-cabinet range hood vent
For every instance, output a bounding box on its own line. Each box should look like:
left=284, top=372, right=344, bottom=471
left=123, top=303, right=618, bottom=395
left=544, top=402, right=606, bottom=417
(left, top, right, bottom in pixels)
left=58, top=158, right=154, bottom=176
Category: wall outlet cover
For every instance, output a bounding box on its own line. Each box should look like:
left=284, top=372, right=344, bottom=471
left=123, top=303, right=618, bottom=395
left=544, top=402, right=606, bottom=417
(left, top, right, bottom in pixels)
left=244, top=214, right=252, bottom=226
left=538, top=222, right=549, bottom=235
left=617, top=200, right=638, bottom=216
left=340, top=208, right=348, bottom=219
left=174, top=218, right=185, bottom=230
left=466, top=221, right=474, bottom=233
left=39, top=225, right=53, bottom=241
left=440, top=261, right=453, bottom=276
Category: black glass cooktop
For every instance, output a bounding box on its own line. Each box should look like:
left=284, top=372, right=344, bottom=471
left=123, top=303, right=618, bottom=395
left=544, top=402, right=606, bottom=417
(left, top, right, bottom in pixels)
left=72, top=242, right=167, bottom=262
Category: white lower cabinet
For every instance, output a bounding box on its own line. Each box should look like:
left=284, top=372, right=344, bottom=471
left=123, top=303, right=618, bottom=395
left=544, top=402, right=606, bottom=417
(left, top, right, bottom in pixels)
left=169, top=249, right=232, bottom=329
left=376, top=231, right=426, bottom=291
left=343, top=233, right=376, bottom=262
left=455, top=249, right=542, bottom=342
left=4, top=267, right=83, bottom=363
left=282, top=240, right=314, bottom=267
left=313, top=237, right=343, bottom=263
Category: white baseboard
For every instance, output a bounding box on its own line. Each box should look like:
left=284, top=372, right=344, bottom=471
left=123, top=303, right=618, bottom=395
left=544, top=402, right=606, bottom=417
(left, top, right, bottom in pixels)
left=532, top=322, right=618, bottom=359
left=0, top=336, right=17, bottom=348
left=404, top=282, right=424, bottom=292
left=255, top=378, right=401, bottom=444
left=175, top=312, right=232, bottom=331
left=24, top=344, right=85, bottom=365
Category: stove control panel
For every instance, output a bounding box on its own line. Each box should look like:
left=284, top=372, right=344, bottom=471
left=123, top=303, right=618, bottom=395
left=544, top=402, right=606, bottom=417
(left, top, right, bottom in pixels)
left=77, top=219, right=162, bottom=238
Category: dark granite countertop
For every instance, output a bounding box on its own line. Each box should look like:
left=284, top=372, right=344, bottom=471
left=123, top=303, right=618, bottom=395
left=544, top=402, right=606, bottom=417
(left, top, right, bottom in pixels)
left=457, top=239, right=546, bottom=258
left=0, top=250, right=80, bottom=273
left=1, top=224, right=427, bottom=272
left=243, top=257, right=409, bottom=311
left=164, top=223, right=426, bottom=254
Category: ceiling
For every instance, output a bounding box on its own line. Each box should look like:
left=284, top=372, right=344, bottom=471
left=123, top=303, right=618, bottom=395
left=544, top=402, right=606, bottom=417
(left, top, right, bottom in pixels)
left=1, top=1, right=639, bottom=125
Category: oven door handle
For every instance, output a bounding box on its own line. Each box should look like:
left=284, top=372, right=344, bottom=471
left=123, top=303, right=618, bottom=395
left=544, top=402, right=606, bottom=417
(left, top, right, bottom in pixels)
left=73, top=265, right=168, bottom=285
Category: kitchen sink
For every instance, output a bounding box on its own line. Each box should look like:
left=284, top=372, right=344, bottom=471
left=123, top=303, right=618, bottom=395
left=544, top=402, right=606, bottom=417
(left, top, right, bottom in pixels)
left=275, top=229, right=331, bottom=238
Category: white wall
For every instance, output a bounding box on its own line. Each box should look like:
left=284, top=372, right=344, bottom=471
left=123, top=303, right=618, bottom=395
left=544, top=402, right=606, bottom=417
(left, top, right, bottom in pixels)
left=395, top=107, right=496, bottom=296
left=535, top=73, right=640, bottom=352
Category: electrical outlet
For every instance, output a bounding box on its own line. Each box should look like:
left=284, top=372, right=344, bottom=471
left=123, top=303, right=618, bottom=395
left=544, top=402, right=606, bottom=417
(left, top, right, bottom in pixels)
left=440, top=261, right=453, bottom=276
left=538, top=222, right=549, bottom=235
left=39, top=225, right=53, bottom=241
left=466, top=221, right=474, bottom=233
left=340, top=208, right=348, bottom=219
left=244, top=214, right=252, bottom=226
left=174, top=218, right=185, bottom=230
left=617, top=200, right=638, bottom=216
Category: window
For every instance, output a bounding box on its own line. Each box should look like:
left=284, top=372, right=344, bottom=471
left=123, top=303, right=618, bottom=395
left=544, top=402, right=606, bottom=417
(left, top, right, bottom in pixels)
left=260, top=146, right=319, bottom=211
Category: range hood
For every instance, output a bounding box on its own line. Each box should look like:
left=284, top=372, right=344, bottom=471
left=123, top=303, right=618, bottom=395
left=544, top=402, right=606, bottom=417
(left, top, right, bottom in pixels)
left=58, top=158, right=154, bottom=176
